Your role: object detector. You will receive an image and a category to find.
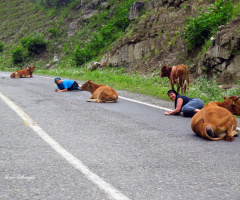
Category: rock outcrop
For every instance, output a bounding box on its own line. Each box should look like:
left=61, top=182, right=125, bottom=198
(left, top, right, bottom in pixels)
left=128, top=1, right=145, bottom=21
left=190, top=16, right=240, bottom=83
left=68, top=22, right=78, bottom=38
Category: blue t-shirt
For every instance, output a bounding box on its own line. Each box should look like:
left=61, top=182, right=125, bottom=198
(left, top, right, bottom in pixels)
left=57, top=80, right=74, bottom=89
left=175, top=95, right=192, bottom=111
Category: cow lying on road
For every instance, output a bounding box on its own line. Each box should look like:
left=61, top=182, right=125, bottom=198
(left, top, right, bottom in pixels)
left=191, top=96, right=240, bottom=141
left=81, top=80, right=118, bottom=103
left=10, top=66, right=35, bottom=78
left=161, top=64, right=189, bottom=96
left=215, top=96, right=240, bottom=116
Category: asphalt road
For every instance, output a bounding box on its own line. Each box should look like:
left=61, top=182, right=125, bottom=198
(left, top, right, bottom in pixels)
left=0, top=71, right=240, bottom=200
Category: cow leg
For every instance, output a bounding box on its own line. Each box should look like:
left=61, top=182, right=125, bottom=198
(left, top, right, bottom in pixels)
left=223, top=126, right=237, bottom=141
left=185, top=79, right=189, bottom=96
left=170, top=79, right=175, bottom=91
left=176, top=86, right=180, bottom=94
left=178, top=78, right=184, bottom=95
left=96, top=92, right=104, bottom=103
left=87, top=98, right=97, bottom=102
left=96, top=99, right=104, bottom=103
left=87, top=94, right=97, bottom=102
left=181, top=87, right=184, bottom=96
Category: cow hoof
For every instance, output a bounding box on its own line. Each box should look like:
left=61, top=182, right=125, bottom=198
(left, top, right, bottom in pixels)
left=223, top=135, right=235, bottom=142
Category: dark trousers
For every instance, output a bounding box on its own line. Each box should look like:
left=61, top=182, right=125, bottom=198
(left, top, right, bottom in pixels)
left=68, top=81, right=80, bottom=91
left=182, top=98, right=204, bottom=117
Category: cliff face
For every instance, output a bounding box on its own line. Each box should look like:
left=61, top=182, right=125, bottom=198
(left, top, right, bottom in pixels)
left=190, top=16, right=240, bottom=84
left=100, top=0, right=212, bottom=72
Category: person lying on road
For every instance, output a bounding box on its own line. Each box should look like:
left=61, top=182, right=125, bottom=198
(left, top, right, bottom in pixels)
left=54, top=77, right=81, bottom=92
left=165, top=89, right=204, bottom=117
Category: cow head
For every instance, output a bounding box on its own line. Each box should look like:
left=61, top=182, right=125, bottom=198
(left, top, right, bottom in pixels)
left=161, top=65, right=172, bottom=78
left=10, top=72, right=16, bottom=78
left=224, top=96, right=240, bottom=116
left=28, top=66, right=36, bottom=72
left=81, top=80, right=93, bottom=92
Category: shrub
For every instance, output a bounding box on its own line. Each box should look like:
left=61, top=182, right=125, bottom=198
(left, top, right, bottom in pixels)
left=182, top=0, right=233, bottom=49
left=88, top=33, right=104, bottom=52
left=48, top=28, right=59, bottom=37
left=99, top=24, right=115, bottom=41
left=0, top=42, right=4, bottom=52
left=12, top=47, right=25, bottom=64
left=21, top=34, right=47, bottom=54
left=72, top=46, right=93, bottom=66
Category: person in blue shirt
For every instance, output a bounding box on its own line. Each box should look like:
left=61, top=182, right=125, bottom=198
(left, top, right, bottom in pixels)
left=54, top=77, right=81, bottom=92
left=165, top=89, right=204, bottom=117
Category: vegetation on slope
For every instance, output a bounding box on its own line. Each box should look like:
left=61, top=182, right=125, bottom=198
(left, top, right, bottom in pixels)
left=182, top=0, right=233, bottom=49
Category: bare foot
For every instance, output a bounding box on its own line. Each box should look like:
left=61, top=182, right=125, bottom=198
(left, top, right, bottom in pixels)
left=194, top=109, right=200, bottom=113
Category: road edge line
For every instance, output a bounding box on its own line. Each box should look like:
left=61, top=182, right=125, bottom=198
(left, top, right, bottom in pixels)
left=0, top=91, right=131, bottom=200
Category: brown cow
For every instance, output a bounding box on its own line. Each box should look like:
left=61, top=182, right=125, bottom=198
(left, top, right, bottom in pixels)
left=215, top=96, right=240, bottom=116
left=10, top=66, right=36, bottom=78
left=161, top=64, right=189, bottom=96
left=81, top=80, right=118, bottom=103
left=191, top=96, right=240, bottom=141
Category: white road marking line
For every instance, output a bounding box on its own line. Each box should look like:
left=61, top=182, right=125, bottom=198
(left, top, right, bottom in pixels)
left=0, top=91, right=131, bottom=200
left=35, top=75, right=53, bottom=79
left=119, top=96, right=172, bottom=111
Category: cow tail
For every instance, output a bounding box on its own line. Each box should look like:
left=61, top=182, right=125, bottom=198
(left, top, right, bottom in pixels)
left=203, top=123, right=224, bottom=141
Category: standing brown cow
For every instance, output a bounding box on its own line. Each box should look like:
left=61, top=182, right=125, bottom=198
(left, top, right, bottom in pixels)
left=161, top=64, right=189, bottom=96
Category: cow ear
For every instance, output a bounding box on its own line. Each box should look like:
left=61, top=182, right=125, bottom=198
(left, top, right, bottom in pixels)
left=232, top=96, right=239, bottom=106
left=233, top=100, right=236, bottom=106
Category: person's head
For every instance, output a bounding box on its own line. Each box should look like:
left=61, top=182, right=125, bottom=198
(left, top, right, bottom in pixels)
left=54, top=77, right=62, bottom=84
left=167, top=89, right=178, bottom=101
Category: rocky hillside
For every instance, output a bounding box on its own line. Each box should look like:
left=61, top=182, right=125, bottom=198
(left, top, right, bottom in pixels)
left=101, top=0, right=240, bottom=85
left=1, top=0, right=240, bottom=85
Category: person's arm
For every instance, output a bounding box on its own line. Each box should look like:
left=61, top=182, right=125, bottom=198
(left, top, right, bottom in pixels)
left=165, top=98, right=183, bottom=115
left=55, top=81, right=68, bottom=92
left=55, top=88, right=68, bottom=92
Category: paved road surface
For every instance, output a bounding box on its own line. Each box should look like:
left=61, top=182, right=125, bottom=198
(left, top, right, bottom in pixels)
left=0, top=72, right=240, bottom=200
